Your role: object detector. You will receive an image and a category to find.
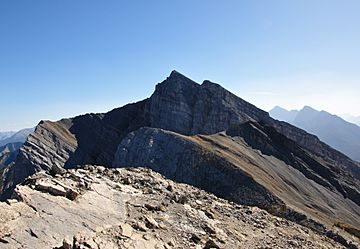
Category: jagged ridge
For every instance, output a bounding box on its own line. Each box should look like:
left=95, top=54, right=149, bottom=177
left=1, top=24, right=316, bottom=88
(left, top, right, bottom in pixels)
left=1, top=71, right=359, bottom=243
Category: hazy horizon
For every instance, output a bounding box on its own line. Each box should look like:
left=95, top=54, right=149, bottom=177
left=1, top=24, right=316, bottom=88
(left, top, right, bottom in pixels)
left=1, top=0, right=359, bottom=131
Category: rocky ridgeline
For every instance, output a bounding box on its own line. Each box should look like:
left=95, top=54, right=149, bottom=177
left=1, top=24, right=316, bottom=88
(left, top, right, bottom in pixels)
left=0, top=71, right=359, bottom=248
left=0, top=166, right=356, bottom=249
left=0, top=71, right=270, bottom=199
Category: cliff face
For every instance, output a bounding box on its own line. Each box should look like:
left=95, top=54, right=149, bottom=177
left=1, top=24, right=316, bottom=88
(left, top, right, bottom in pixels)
left=1, top=71, right=360, bottom=241
left=145, top=71, right=269, bottom=135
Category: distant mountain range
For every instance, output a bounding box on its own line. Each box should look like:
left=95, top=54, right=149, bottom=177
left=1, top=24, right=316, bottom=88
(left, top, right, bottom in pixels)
left=0, top=128, right=34, bottom=169
left=0, top=128, right=34, bottom=147
left=270, top=106, right=360, bottom=161
left=0, top=131, right=15, bottom=141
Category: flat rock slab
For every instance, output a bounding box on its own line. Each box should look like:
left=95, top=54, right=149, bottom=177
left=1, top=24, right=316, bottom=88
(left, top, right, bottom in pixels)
left=0, top=166, right=357, bottom=248
left=0, top=168, right=128, bottom=248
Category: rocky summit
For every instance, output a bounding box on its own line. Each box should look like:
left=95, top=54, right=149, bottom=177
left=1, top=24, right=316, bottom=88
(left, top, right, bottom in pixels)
left=0, top=71, right=360, bottom=248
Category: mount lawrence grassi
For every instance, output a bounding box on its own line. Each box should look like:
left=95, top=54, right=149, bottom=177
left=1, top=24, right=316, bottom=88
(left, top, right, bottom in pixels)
left=1, top=71, right=359, bottom=248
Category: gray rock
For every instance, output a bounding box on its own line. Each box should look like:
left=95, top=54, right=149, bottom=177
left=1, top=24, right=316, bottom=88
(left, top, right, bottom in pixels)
left=145, top=70, right=269, bottom=135
left=144, top=215, right=159, bottom=229
left=0, top=167, right=355, bottom=249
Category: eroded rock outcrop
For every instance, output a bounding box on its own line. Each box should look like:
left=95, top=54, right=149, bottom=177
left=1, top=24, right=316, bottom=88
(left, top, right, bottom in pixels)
left=0, top=166, right=357, bottom=249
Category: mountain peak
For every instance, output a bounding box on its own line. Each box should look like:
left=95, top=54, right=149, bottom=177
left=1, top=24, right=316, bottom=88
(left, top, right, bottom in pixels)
left=152, top=70, right=196, bottom=91
left=167, top=70, right=193, bottom=82
left=153, top=70, right=199, bottom=92
left=147, top=71, right=268, bottom=136
left=169, top=69, right=183, bottom=77
left=301, top=105, right=317, bottom=112
left=272, top=106, right=288, bottom=112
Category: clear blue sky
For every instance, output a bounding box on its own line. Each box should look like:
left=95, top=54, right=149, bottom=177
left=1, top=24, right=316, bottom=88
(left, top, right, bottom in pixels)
left=1, top=0, right=359, bottom=131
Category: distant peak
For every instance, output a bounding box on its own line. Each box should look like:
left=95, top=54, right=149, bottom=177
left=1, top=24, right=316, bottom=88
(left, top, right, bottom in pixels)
left=301, top=106, right=317, bottom=112
left=271, top=106, right=288, bottom=111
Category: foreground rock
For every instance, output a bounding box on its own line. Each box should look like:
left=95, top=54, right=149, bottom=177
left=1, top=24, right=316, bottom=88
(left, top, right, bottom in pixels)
left=0, top=166, right=357, bottom=248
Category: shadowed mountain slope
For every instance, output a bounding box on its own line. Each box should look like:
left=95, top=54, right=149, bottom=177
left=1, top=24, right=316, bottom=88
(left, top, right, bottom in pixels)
left=1, top=71, right=359, bottom=240
left=270, top=106, right=298, bottom=123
